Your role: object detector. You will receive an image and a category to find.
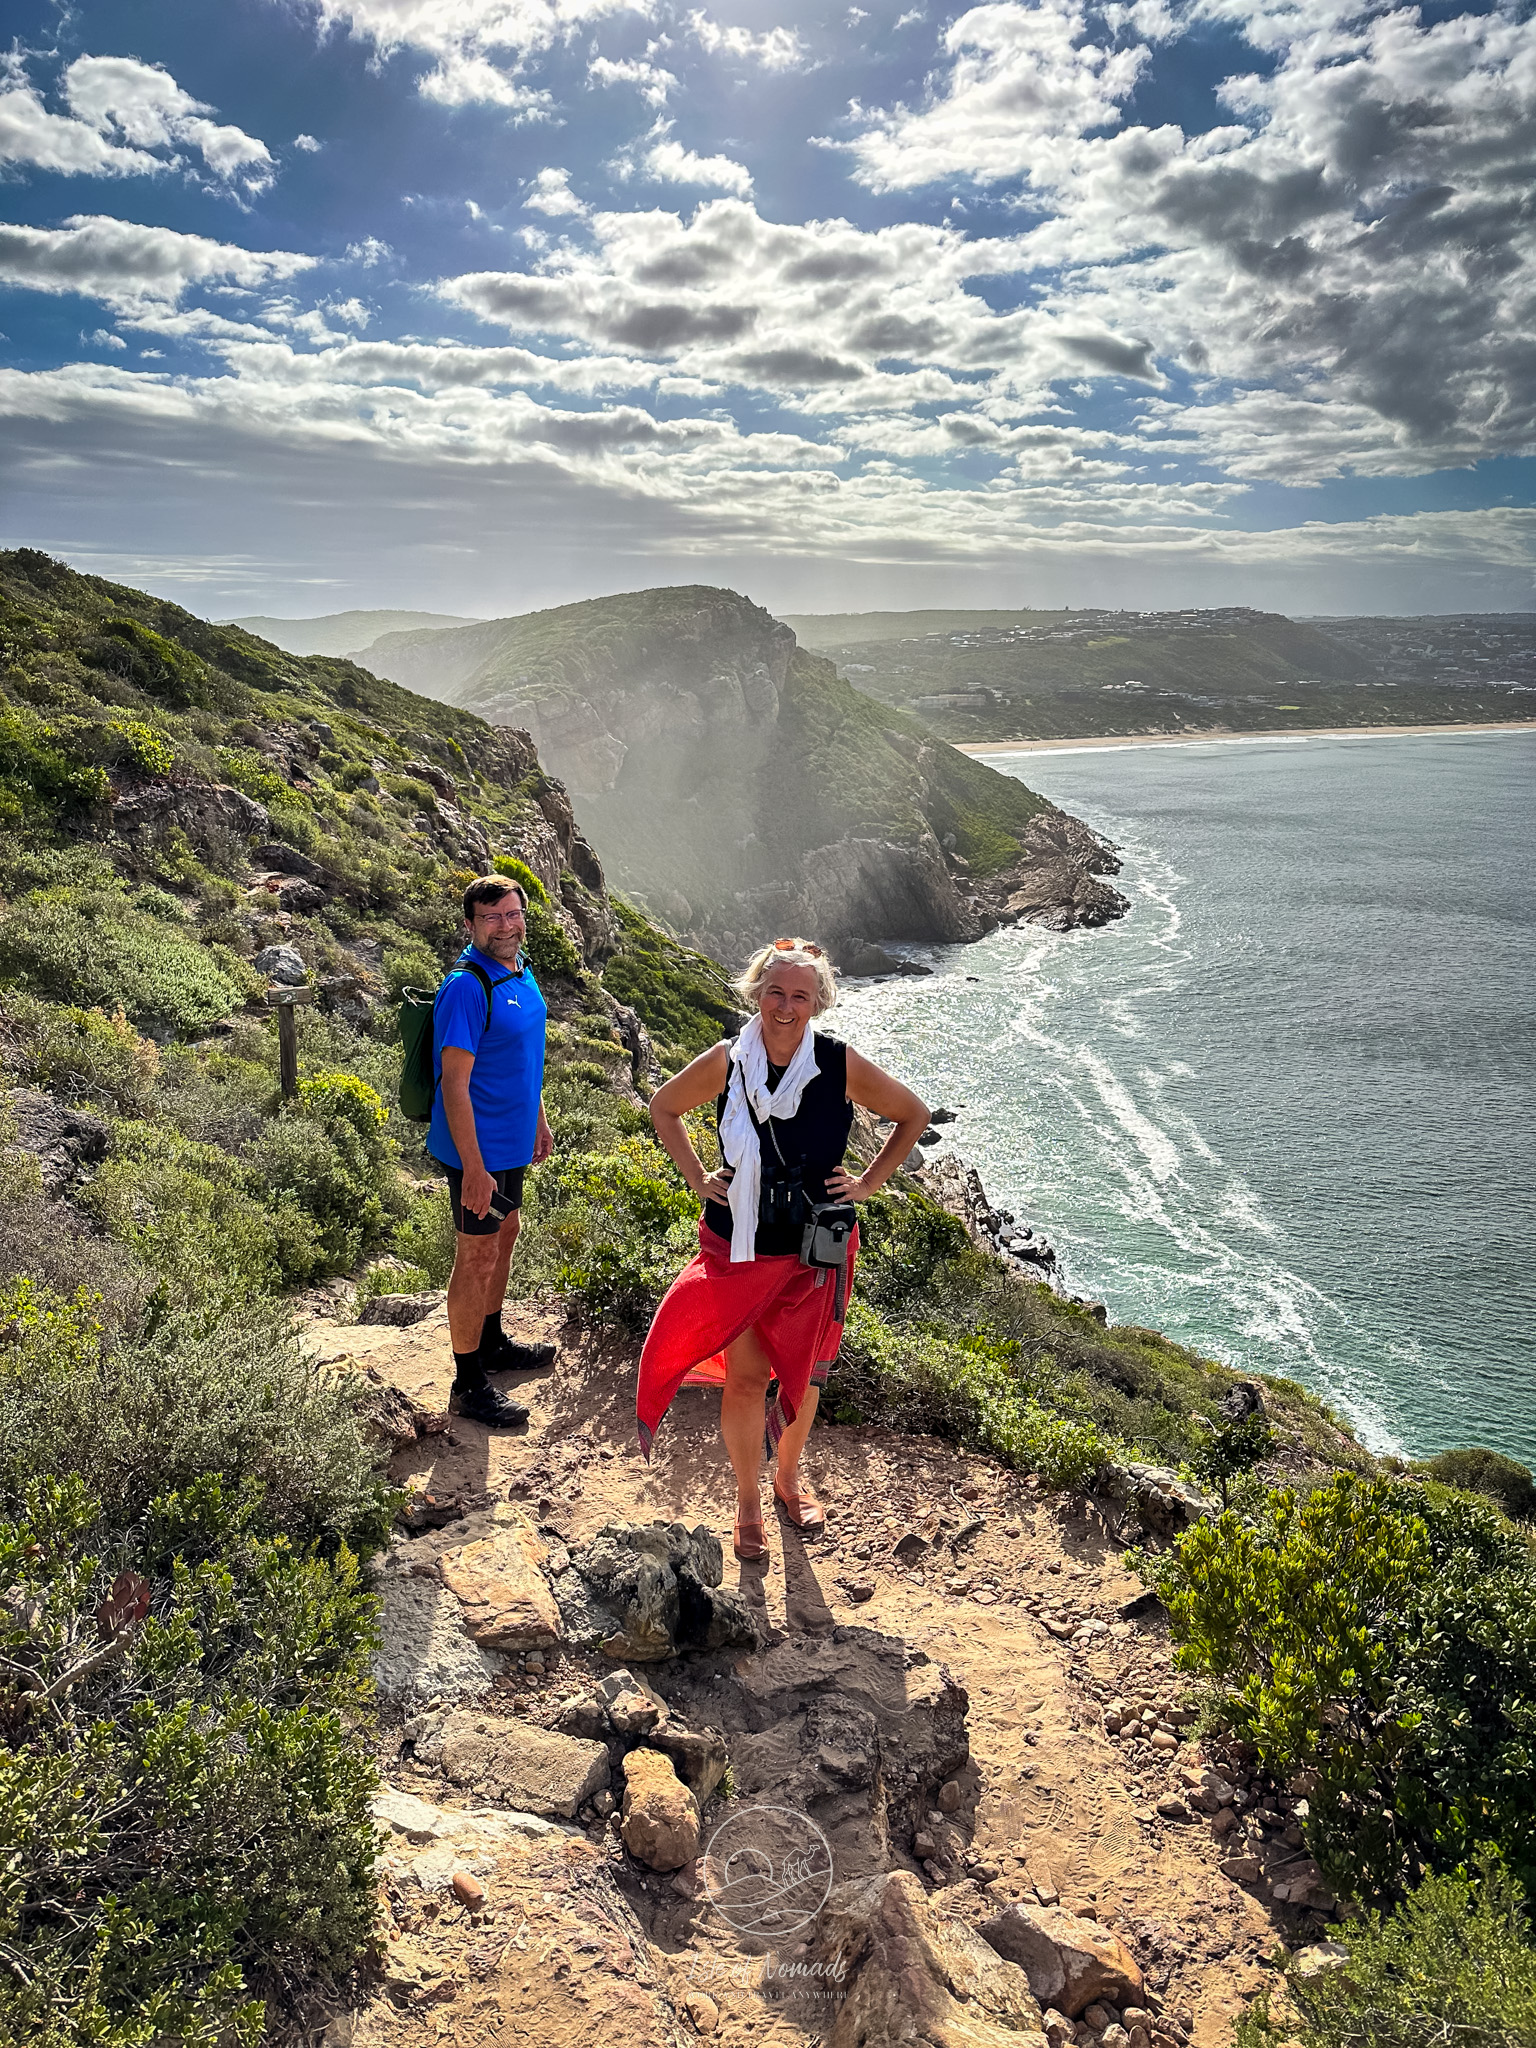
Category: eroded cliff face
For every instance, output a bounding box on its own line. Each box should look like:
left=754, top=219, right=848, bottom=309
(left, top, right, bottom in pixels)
left=361, top=587, right=1127, bottom=960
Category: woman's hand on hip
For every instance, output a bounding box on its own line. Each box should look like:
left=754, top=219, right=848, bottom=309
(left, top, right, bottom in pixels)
left=824, top=1165, right=876, bottom=1202
left=697, top=1166, right=735, bottom=1204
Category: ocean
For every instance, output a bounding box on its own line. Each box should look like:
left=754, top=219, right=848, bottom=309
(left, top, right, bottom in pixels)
left=834, top=729, right=1536, bottom=1466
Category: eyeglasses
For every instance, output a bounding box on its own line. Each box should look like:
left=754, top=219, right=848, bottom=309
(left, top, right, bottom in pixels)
left=772, top=937, right=824, bottom=957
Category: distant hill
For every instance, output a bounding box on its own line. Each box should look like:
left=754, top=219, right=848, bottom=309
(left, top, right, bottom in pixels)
left=354, top=586, right=1125, bottom=954
left=786, top=605, right=1536, bottom=741
left=227, top=609, right=481, bottom=657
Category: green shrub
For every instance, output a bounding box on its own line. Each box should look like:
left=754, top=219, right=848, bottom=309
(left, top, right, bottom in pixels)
left=0, top=705, right=109, bottom=823
left=0, top=884, right=250, bottom=1031
left=491, top=852, right=548, bottom=904
left=105, top=715, right=175, bottom=777
left=384, top=939, right=441, bottom=1000
left=520, top=1146, right=701, bottom=1328
left=1414, top=1447, right=1536, bottom=1523
left=1238, top=1850, right=1536, bottom=2048
left=393, top=1184, right=457, bottom=1284
left=82, top=615, right=211, bottom=708
left=1191, top=1409, right=1276, bottom=1507
left=524, top=896, right=581, bottom=979
left=356, top=1260, right=432, bottom=1306
left=214, top=745, right=291, bottom=808
left=0, top=1282, right=387, bottom=2044
left=0, top=992, right=161, bottom=1113
left=84, top=1120, right=324, bottom=1304
left=1153, top=1474, right=1536, bottom=1901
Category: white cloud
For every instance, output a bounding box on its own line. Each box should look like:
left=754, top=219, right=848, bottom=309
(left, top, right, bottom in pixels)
left=345, top=236, right=394, bottom=265
left=84, top=328, right=128, bottom=350
left=644, top=129, right=753, bottom=195
left=524, top=167, right=589, bottom=215
left=297, top=0, right=652, bottom=103
left=0, top=53, right=275, bottom=190
left=683, top=12, right=808, bottom=69
left=588, top=53, right=678, bottom=104
left=0, top=216, right=314, bottom=313
left=294, top=132, right=322, bottom=151
left=63, top=55, right=276, bottom=192
left=847, top=0, right=1151, bottom=190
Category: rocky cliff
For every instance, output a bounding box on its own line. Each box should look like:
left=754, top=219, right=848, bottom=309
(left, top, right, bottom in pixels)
left=360, top=587, right=1127, bottom=959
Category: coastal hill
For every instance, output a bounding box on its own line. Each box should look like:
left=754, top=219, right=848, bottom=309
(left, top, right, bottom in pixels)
left=227, top=607, right=481, bottom=657
left=351, top=585, right=1126, bottom=956
left=784, top=605, right=1536, bottom=743
left=2, top=548, right=1533, bottom=2046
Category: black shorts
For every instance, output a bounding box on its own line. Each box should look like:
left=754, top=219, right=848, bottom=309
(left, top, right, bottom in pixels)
left=434, top=1159, right=526, bottom=1236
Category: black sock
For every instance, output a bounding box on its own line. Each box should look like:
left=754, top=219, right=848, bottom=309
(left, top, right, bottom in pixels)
left=452, top=1347, right=486, bottom=1392
left=481, top=1310, right=504, bottom=1349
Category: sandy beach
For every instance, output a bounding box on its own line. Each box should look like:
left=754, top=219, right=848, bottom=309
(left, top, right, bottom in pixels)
left=955, top=719, right=1536, bottom=755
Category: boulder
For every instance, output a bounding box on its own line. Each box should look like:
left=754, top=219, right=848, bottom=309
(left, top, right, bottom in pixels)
left=620, top=1749, right=699, bottom=1871
left=252, top=840, right=324, bottom=880
left=845, top=943, right=902, bottom=977
left=111, top=779, right=268, bottom=850
left=561, top=1520, right=756, bottom=1661
left=253, top=942, right=308, bottom=986
left=808, top=1869, right=1047, bottom=2047
left=648, top=1720, right=730, bottom=1803
left=373, top=1576, right=502, bottom=1703
left=358, top=1291, right=444, bottom=1328
left=5, top=1090, right=109, bottom=1198
left=438, top=1514, right=562, bottom=1650
left=441, top=1712, right=609, bottom=1819
left=977, top=1902, right=1145, bottom=2019
left=278, top=876, right=326, bottom=914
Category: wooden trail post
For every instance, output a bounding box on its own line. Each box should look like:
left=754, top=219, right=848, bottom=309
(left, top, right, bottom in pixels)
left=268, top=984, right=316, bottom=1099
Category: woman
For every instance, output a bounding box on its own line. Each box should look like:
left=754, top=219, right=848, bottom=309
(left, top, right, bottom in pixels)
left=639, top=938, right=929, bottom=1561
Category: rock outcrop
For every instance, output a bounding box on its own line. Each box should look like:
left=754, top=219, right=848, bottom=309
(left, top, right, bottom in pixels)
left=549, top=1518, right=758, bottom=1661
left=357, top=586, right=1127, bottom=954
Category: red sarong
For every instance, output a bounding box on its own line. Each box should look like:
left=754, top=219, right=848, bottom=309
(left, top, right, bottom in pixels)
left=636, top=1219, right=859, bottom=1459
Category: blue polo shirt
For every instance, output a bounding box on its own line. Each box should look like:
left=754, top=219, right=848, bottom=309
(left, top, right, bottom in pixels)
left=426, top=944, right=547, bottom=1173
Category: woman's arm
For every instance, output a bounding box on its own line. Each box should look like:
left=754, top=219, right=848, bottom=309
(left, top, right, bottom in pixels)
left=648, top=1042, right=733, bottom=1201
left=826, top=1047, right=929, bottom=1202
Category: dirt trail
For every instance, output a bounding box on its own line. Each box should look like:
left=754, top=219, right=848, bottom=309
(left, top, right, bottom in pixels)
left=306, top=1299, right=1312, bottom=2048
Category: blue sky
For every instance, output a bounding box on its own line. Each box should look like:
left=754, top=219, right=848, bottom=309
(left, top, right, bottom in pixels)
left=0, top=0, right=1532, bottom=619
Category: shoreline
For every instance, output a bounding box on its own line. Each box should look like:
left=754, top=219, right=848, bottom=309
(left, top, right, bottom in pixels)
left=955, top=718, right=1536, bottom=755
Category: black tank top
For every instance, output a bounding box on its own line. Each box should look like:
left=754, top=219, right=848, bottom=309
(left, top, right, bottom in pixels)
left=702, top=1033, right=854, bottom=1256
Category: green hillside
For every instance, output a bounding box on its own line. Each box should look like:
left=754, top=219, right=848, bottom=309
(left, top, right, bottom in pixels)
left=359, top=585, right=1063, bottom=951
left=790, top=605, right=1536, bottom=741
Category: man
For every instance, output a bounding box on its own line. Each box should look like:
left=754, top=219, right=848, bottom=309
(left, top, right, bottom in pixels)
left=427, top=875, right=557, bottom=1427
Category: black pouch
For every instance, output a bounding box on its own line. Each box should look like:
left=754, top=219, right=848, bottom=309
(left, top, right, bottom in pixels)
left=800, top=1201, right=857, bottom=1320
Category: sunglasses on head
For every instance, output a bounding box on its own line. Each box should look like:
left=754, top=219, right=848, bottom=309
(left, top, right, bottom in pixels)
left=772, top=936, right=824, bottom=957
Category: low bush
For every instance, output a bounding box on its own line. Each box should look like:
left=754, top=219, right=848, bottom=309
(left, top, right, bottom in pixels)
left=1152, top=1473, right=1536, bottom=1901
left=524, top=897, right=581, bottom=979
left=602, top=897, right=740, bottom=1070
left=0, top=705, right=109, bottom=823
left=520, top=1145, right=701, bottom=1327
left=0, top=991, right=161, bottom=1114
left=1414, top=1445, right=1536, bottom=1523
left=0, top=1282, right=388, bottom=2044
left=393, top=1184, right=457, bottom=1285
left=84, top=1121, right=324, bottom=1304
left=1237, top=1850, right=1536, bottom=2048
left=0, top=883, right=251, bottom=1031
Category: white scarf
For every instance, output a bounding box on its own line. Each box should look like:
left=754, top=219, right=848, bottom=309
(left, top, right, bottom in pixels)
left=719, top=1013, right=821, bottom=1262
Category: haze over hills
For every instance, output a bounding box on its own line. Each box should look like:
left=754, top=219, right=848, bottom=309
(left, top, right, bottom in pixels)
left=353, top=585, right=1125, bottom=955
left=228, top=609, right=481, bottom=658
left=790, top=606, right=1536, bottom=742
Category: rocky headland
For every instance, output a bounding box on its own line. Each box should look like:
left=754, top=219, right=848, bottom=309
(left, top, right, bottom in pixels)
left=356, top=586, right=1128, bottom=958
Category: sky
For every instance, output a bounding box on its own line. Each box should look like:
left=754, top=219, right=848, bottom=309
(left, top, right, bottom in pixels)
left=0, top=0, right=1532, bottom=621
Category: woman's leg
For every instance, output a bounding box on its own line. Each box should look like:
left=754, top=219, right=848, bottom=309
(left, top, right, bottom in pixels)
left=773, top=1383, right=821, bottom=1495
left=720, top=1323, right=775, bottom=1524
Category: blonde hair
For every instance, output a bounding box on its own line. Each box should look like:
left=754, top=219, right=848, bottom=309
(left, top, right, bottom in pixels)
left=736, top=939, right=838, bottom=1016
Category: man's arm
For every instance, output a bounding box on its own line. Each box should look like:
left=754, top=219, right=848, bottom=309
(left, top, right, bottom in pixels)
left=532, top=1094, right=553, bottom=1164
left=440, top=1046, right=494, bottom=1217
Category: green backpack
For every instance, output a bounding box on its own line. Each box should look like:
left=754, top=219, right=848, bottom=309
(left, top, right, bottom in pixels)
left=398, top=960, right=512, bottom=1122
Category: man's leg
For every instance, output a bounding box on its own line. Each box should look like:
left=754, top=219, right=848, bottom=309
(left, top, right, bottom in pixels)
left=446, top=1208, right=528, bottom=1428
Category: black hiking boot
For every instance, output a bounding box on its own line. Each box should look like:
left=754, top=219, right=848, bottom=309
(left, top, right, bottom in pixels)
left=450, top=1382, right=530, bottom=1429
left=482, top=1332, right=557, bottom=1374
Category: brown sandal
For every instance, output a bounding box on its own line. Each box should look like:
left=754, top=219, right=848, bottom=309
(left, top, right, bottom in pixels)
left=773, top=1475, right=826, bottom=1532
left=733, top=1507, right=769, bottom=1561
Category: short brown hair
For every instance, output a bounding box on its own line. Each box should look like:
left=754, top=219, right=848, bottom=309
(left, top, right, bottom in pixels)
left=462, top=874, right=527, bottom=921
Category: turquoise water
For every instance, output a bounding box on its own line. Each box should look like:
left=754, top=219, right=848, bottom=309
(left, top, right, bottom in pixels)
left=835, top=730, right=1536, bottom=1465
